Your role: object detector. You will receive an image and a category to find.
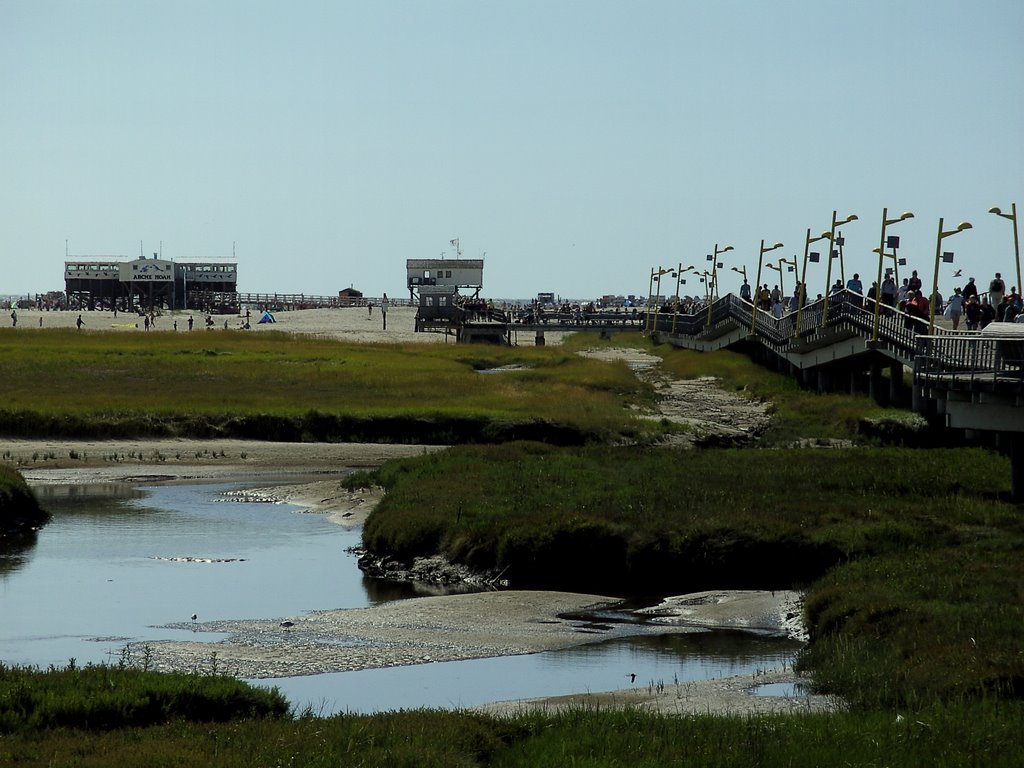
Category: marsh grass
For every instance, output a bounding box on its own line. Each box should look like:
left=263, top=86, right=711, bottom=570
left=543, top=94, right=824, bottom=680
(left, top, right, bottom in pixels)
left=361, top=443, right=1012, bottom=589
left=0, top=328, right=658, bottom=441
left=0, top=660, right=288, bottom=733
left=1, top=701, right=1020, bottom=767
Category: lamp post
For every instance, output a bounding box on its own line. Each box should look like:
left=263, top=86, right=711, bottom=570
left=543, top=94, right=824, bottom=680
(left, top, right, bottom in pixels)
left=989, top=203, right=1021, bottom=298
left=706, top=243, right=734, bottom=325
left=779, top=255, right=797, bottom=299
left=671, top=264, right=695, bottom=334
left=750, top=240, right=784, bottom=335
left=794, top=229, right=831, bottom=338
left=645, top=266, right=671, bottom=335
left=929, top=218, right=972, bottom=333
left=698, top=270, right=713, bottom=303
left=871, top=209, right=915, bottom=342
left=821, top=211, right=858, bottom=327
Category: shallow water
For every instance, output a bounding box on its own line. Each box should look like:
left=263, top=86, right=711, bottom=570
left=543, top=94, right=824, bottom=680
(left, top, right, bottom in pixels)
left=261, top=631, right=801, bottom=715
left=2, top=480, right=801, bottom=712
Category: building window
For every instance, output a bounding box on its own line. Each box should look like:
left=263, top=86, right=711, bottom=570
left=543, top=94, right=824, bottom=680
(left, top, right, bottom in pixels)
left=445, top=270, right=452, bottom=278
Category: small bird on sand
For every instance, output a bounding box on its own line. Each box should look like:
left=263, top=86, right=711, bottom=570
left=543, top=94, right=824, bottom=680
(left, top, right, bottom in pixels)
left=280, top=620, right=295, bottom=629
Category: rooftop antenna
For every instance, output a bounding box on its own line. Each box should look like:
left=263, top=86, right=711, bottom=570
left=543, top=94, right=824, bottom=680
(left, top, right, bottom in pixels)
left=140, top=240, right=143, bottom=258
left=159, top=241, right=162, bottom=258
left=449, top=238, right=462, bottom=258
left=232, top=241, right=236, bottom=259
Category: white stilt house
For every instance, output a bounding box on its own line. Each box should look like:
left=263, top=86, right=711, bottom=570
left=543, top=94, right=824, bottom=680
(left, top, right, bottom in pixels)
left=407, top=255, right=484, bottom=331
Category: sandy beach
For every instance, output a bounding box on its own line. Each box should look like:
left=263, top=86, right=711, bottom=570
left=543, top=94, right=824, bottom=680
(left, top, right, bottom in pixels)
left=6, top=305, right=569, bottom=346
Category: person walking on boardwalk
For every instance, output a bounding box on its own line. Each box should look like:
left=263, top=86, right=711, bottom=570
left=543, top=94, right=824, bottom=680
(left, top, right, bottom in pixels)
left=962, top=276, right=979, bottom=301
left=989, top=273, right=1006, bottom=313
left=946, top=287, right=964, bottom=330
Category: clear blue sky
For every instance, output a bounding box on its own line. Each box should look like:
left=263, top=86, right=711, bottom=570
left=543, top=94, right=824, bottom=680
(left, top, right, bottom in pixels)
left=2, top=0, right=1021, bottom=301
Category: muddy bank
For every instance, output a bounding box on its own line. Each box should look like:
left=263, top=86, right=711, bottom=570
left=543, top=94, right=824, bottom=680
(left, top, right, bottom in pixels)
left=577, top=347, right=772, bottom=446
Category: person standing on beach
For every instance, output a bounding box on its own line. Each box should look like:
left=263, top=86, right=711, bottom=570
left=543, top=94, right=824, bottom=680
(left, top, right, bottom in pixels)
left=381, top=293, right=389, bottom=330
left=10, top=309, right=16, bottom=327
left=188, top=315, right=194, bottom=331
left=76, top=314, right=84, bottom=331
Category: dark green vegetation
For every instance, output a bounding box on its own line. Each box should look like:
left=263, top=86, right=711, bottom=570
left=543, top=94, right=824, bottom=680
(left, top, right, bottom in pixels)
left=0, top=328, right=654, bottom=443
left=2, top=696, right=1021, bottom=766
left=0, top=661, right=288, bottom=733
left=0, top=464, right=48, bottom=542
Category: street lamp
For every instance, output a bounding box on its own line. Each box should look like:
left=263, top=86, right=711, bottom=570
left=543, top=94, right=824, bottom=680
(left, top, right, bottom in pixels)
left=821, top=211, right=858, bottom=326
left=929, top=219, right=972, bottom=333
left=697, top=270, right=713, bottom=303
left=794, top=229, right=832, bottom=338
left=671, top=264, right=695, bottom=335
left=645, top=266, right=671, bottom=335
left=750, top=240, right=784, bottom=335
left=989, top=204, right=1021, bottom=298
left=706, top=243, right=734, bottom=325
left=871, top=209, right=915, bottom=342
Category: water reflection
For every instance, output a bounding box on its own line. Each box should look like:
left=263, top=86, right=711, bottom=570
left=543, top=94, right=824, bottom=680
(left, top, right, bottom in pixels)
left=261, top=631, right=802, bottom=715
left=4, top=478, right=802, bottom=713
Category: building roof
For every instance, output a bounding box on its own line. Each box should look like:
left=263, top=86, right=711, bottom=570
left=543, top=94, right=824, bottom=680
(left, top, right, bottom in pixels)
left=406, top=259, right=484, bottom=270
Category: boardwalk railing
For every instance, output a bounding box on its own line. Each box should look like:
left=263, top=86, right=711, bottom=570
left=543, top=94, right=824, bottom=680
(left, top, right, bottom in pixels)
left=915, top=332, right=1024, bottom=390
left=649, top=290, right=955, bottom=365
left=186, top=291, right=414, bottom=312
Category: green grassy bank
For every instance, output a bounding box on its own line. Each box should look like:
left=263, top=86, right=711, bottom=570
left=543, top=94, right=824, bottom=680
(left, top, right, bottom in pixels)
left=2, top=690, right=1020, bottom=767
left=0, top=328, right=656, bottom=443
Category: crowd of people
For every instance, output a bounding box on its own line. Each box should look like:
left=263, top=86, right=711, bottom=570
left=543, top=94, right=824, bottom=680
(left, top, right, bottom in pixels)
left=736, top=270, right=1024, bottom=333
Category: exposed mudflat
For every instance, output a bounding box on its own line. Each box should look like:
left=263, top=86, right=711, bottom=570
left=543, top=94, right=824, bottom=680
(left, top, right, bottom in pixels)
left=577, top=347, right=772, bottom=445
